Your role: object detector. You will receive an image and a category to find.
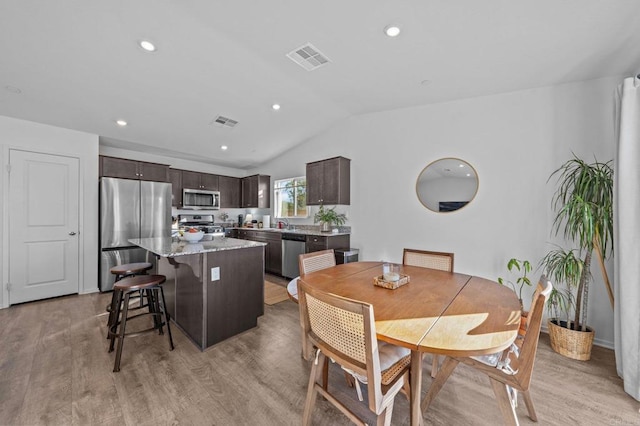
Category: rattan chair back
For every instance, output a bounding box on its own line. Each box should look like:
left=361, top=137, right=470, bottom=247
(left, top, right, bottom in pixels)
left=402, top=248, right=454, bottom=272
left=299, top=249, right=336, bottom=275
left=298, top=280, right=410, bottom=424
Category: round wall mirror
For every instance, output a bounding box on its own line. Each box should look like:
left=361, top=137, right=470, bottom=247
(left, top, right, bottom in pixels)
left=416, top=158, right=479, bottom=213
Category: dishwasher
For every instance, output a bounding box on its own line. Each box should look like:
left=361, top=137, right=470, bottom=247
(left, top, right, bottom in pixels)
left=281, top=233, right=306, bottom=278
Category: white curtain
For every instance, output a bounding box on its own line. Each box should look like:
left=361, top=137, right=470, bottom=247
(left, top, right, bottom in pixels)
left=614, top=74, right=640, bottom=401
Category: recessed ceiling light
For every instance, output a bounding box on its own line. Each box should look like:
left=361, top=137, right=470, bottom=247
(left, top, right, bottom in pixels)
left=272, top=104, right=281, bottom=111
left=116, top=120, right=127, bottom=126
left=466, top=173, right=471, bottom=177
left=221, top=145, right=228, bottom=151
left=384, top=25, right=401, bottom=37
left=139, top=40, right=156, bottom=52
left=5, top=85, right=22, bottom=94
left=459, top=164, right=465, bottom=168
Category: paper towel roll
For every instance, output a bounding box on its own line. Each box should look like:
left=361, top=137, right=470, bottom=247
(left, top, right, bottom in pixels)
left=263, top=215, right=271, bottom=229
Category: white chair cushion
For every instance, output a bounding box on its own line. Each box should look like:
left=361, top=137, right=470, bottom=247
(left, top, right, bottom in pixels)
left=344, top=341, right=410, bottom=384
left=471, top=352, right=501, bottom=367
left=378, top=341, right=411, bottom=371
left=471, top=342, right=519, bottom=375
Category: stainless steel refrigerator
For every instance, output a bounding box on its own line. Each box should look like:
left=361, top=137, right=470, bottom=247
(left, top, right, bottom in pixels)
left=99, top=177, right=172, bottom=291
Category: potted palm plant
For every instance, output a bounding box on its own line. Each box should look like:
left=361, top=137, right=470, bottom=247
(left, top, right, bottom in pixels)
left=541, top=155, right=613, bottom=360
left=314, top=204, right=347, bottom=232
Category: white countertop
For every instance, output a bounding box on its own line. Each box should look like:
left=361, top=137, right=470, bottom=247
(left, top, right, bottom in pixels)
left=129, top=236, right=266, bottom=257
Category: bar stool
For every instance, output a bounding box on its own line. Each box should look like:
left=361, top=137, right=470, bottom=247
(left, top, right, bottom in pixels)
left=111, top=262, right=153, bottom=281
left=107, top=274, right=174, bottom=372
left=106, top=262, right=153, bottom=337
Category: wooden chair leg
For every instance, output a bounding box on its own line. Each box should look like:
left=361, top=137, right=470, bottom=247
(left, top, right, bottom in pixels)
left=431, top=354, right=439, bottom=378
left=488, top=378, right=519, bottom=426
left=303, top=351, right=325, bottom=426
left=377, top=402, right=394, bottom=426
left=402, top=375, right=411, bottom=402
left=322, top=356, right=329, bottom=392
left=421, top=356, right=459, bottom=413
left=521, top=389, right=538, bottom=422
left=344, top=372, right=355, bottom=387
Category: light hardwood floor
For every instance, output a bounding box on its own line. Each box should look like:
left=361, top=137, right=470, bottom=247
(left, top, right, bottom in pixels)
left=1, top=288, right=639, bottom=426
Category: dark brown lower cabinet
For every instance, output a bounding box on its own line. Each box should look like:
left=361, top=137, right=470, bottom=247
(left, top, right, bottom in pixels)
left=236, top=229, right=282, bottom=275
left=305, top=234, right=350, bottom=253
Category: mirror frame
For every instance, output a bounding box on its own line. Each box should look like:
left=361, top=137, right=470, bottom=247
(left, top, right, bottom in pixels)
left=415, top=157, right=479, bottom=213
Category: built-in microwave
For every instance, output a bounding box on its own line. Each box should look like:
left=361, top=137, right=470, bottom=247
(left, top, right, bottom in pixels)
left=182, top=189, right=220, bottom=210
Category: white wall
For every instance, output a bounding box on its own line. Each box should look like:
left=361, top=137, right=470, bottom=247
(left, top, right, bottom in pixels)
left=0, top=116, right=99, bottom=307
left=255, top=76, right=621, bottom=348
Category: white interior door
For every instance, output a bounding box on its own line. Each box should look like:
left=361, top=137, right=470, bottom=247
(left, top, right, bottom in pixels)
left=8, top=150, right=79, bottom=304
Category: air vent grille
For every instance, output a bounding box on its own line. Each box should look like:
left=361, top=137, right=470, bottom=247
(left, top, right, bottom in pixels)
left=210, top=115, right=238, bottom=128
left=286, top=43, right=331, bottom=71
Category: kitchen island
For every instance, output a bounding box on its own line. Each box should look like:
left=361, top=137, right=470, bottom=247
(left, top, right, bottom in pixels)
left=130, top=236, right=266, bottom=351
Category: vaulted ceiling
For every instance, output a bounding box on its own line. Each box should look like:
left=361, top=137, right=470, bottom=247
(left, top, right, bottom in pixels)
left=2, top=1, right=639, bottom=168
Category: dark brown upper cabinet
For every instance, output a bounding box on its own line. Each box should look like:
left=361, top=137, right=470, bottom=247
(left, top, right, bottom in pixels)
left=100, top=156, right=169, bottom=182
left=242, top=175, right=270, bottom=208
left=168, top=169, right=183, bottom=207
left=181, top=170, right=219, bottom=191
left=219, top=175, right=242, bottom=208
left=306, top=156, right=350, bottom=205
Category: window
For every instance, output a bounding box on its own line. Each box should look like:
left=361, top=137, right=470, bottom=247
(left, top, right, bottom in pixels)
left=274, top=177, right=308, bottom=218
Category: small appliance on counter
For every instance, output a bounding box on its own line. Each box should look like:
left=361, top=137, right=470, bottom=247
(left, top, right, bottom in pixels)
left=237, top=214, right=244, bottom=227
left=263, top=215, right=271, bottom=229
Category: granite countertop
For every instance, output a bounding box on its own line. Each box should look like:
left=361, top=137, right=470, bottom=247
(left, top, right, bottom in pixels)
left=129, top=236, right=266, bottom=258
left=230, top=227, right=350, bottom=237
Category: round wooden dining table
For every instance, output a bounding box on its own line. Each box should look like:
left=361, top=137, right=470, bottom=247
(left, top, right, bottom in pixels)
left=297, top=261, right=522, bottom=426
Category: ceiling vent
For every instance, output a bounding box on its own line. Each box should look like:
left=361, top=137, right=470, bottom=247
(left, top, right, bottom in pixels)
left=286, top=43, right=331, bottom=71
left=210, top=115, right=238, bottom=128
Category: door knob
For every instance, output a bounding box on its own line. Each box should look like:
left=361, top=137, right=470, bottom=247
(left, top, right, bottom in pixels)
left=69, top=231, right=77, bottom=235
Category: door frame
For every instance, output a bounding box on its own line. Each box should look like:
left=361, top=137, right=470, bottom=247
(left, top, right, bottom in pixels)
left=1, top=146, right=85, bottom=308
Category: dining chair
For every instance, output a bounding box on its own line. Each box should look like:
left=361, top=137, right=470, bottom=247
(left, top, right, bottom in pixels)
left=402, top=248, right=455, bottom=377
left=298, top=249, right=337, bottom=360
left=299, top=249, right=336, bottom=275
left=421, top=275, right=553, bottom=425
left=298, top=280, right=411, bottom=426
left=402, top=248, right=454, bottom=272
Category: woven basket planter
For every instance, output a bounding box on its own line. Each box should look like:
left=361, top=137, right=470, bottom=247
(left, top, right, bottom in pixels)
left=547, top=319, right=594, bottom=361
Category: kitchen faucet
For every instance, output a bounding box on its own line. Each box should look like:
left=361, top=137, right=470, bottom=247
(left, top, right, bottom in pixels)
left=277, top=218, right=290, bottom=229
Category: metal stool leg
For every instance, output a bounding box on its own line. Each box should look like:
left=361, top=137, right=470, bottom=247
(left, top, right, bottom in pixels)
left=146, top=288, right=162, bottom=334
left=108, top=290, right=124, bottom=352
left=106, top=289, right=120, bottom=339
left=113, top=292, right=131, bottom=372
left=158, top=286, right=174, bottom=350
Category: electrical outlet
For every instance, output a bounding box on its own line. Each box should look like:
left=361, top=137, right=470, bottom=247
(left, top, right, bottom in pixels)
left=211, top=267, right=220, bottom=281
